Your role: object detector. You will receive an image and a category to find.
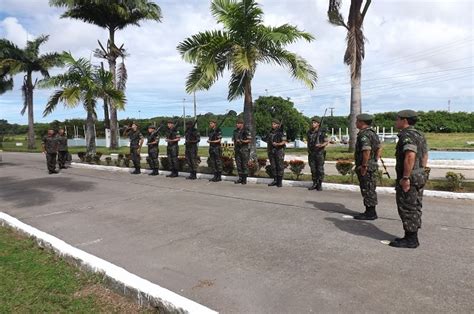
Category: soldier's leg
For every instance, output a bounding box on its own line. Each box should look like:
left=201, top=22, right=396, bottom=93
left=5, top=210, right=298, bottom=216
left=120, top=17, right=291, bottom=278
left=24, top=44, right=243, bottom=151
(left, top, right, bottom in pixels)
left=241, top=148, right=249, bottom=184
left=46, top=153, right=55, bottom=173
left=215, top=147, right=223, bottom=181
left=308, top=152, right=318, bottom=190
left=276, top=150, right=284, bottom=187
left=315, top=152, right=325, bottom=190
left=267, top=151, right=277, bottom=186
left=353, top=171, right=377, bottom=220
left=390, top=186, right=421, bottom=248
left=58, top=151, right=65, bottom=168
left=209, top=149, right=217, bottom=181
left=234, top=150, right=243, bottom=184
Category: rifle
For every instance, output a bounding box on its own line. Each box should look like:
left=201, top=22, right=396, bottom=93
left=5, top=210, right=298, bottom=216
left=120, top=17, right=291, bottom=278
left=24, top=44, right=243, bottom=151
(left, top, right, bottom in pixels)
left=316, top=108, right=328, bottom=145
left=380, top=158, right=391, bottom=179
left=217, top=110, right=237, bottom=129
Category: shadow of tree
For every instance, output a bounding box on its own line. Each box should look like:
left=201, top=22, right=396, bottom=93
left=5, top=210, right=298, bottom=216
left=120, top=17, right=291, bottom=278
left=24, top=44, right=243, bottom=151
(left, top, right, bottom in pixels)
left=0, top=162, right=19, bottom=167
left=325, top=217, right=397, bottom=240
left=0, top=176, right=96, bottom=208
left=306, top=200, right=360, bottom=216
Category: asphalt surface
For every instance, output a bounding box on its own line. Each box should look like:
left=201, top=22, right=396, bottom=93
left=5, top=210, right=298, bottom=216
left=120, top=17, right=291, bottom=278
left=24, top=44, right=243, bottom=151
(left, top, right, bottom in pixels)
left=1, top=152, right=473, bottom=313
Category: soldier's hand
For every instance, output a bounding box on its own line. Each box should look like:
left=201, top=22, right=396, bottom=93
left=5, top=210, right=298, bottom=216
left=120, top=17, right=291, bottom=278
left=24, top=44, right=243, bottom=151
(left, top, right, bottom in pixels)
left=400, top=178, right=411, bottom=192
left=360, top=166, right=368, bottom=176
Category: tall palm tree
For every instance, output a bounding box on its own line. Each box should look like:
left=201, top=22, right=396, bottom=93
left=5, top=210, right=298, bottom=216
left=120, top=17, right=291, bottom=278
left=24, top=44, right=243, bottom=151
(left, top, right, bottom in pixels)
left=50, top=0, right=162, bottom=149
left=40, top=53, right=126, bottom=155
left=328, top=0, right=371, bottom=152
left=0, top=66, right=13, bottom=94
left=0, top=35, right=63, bottom=149
left=177, top=0, right=318, bottom=158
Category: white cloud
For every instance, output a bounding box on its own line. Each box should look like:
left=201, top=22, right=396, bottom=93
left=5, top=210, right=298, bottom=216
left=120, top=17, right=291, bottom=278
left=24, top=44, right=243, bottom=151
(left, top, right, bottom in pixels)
left=0, top=17, right=34, bottom=46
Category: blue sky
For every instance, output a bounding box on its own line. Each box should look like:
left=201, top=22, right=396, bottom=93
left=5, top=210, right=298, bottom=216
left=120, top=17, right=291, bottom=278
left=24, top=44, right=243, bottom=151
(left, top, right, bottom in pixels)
left=0, top=0, right=473, bottom=124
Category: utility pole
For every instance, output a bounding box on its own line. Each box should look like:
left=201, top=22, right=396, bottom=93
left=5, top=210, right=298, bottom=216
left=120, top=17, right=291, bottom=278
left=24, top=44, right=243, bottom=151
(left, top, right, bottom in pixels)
left=329, top=107, right=335, bottom=117
left=183, top=98, right=186, bottom=134
left=193, top=91, right=197, bottom=126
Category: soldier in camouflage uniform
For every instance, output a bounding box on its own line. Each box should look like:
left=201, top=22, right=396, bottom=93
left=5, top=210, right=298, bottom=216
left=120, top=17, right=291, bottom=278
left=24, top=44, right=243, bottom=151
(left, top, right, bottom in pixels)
left=307, top=117, right=329, bottom=191
left=41, top=128, right=59, bottom=174
left=207, top=119, right=223, bottom=182
left=389, top=110, right=428, bottom=249
left=267, top=119, right=287, bottom=188
left=233, top=119, right=251, bottom=185
left=165, top=120, right=180, bottom=177
left=56, top=128, right=69, bottom=169
left=185, top=120, right=200, bottom=180
left=146, top=125, right=160, bottom=176
left=124, top=123, right=144, bottom=174
left=353, top=114, right=382, bottom=220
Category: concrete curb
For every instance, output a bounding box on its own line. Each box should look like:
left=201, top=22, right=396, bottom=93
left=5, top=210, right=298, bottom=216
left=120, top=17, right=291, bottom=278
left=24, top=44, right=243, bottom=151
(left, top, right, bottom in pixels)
left=71, top=162, right=474, bottom=200
left=0, top=212, right=217, bottom=314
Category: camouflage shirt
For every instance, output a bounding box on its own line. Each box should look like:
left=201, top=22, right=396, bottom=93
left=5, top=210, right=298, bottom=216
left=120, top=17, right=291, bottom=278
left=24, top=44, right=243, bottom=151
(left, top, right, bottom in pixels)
left=129, top=130, right=144, bottom=148
left=354, top=127, right=381, bottom=167
left=42, top=135, right=59, bottom=154
left=307, top=128, right=328, bottom=152
left=232, top=128, right=249, bottom=148
left=395, top=126, right=428, bottom=179
left=208, top=127, right=222, bottom=147
left=147, top=131, right=159, bottom=148
left=267, top=128, right=287, bottom=151
left=166, top=128, right=180, bottom=146
left=185, top=127, right=200, bottom=145
left=56, top=134, right=68, bottom=151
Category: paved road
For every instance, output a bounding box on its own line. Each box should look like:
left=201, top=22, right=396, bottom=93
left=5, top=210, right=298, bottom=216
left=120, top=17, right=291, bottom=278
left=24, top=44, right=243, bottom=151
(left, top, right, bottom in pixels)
left=1, top=152, right=473, bottom=313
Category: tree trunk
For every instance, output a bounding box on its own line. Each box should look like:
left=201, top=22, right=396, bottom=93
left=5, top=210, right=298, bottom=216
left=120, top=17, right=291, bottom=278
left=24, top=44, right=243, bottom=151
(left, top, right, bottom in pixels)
left=348, top=73, right=361, bottom=152
left=108, top=28, right=119, bottom=149
left=26, top=72, right=35, bottom=150
left=243, top=79, right=256, bottom=160
left=103, top=98, right=110, bottom=129
left=86, top=109, right=97, bottom=156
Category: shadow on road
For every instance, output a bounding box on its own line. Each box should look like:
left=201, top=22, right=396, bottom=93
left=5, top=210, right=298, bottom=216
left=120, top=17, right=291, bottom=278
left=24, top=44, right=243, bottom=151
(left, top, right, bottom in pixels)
left=325, top=217, right=397, bottom=240
left=306, top=200, right=360, bottom=216
left=0, top=162, right=19, bottom=167
left=0, top=176, right=96, bottom=208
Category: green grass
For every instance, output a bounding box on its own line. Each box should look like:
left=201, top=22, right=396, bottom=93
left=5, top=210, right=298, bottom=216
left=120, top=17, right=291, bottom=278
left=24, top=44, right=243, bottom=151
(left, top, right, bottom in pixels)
left=0, top=227, right=151, bottom=313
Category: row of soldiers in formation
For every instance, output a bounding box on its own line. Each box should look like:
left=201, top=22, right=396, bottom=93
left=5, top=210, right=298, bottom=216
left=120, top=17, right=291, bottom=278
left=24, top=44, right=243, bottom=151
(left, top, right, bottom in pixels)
left=41, top=128, right=70, bottom=174
left=41, top=110, right=427, bottom=249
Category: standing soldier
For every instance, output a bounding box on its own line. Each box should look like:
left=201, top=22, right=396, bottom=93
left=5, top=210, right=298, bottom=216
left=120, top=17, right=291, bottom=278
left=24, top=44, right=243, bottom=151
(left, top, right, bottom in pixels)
left=146, top=125, right=160, bottom=176
left=185, top=120, right=200, bottom=180
left=56, top=128, right=69, bottom=169
left=124, top=122, right=144, bottom=174
left=307, top=117, right=329, bottom=191
left=267, top=119, right=287, bottom=188
left=165, top=120, right=180, bottom=177
left=233, top=119, right=251, bottom=184
left=353, top=114, right=382, bottom=220
left=42, top=128, right=59, bottom=174
left=389, top=110, right=428, bottom=249
left=207, top=119, right=223, bottom=182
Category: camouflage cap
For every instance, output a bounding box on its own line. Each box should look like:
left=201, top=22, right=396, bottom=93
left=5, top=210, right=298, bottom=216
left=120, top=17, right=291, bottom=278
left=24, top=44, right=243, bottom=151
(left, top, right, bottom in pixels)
left=167, top=120, right=174, bottom=124
left=397, top=109, right=418, bottom=119
left=356, top=113, right=374, bottom=122
left=186, top=120, right=194, bottom=125
left=272, top=119, right=281, bottom=125
left=209, top=119, right=217, bottom=124
left=311, top=116, right=321, bottom=123
left=147, top=125, right=156, bottom=129
left=236, top=118, right=244, bottom=124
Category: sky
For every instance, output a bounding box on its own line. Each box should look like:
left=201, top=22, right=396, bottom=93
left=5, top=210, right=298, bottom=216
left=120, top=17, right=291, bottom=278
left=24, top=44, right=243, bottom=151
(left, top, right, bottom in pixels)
left=0, top=0, right=473, bottom=125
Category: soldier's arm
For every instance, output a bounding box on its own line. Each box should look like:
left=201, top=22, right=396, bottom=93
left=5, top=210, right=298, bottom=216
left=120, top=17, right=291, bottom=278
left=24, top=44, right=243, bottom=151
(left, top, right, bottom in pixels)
left=376, top=145, right=383, bottom=160
left=41, top=140, right=46, bottom=154
left=241, top=130, right=251, bottom=144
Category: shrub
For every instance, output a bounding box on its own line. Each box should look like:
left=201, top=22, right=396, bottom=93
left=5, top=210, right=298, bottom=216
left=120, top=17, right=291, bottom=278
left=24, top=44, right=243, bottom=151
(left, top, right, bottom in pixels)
left=336, top=159, right=354, bottom=176
left=105, top=157, right=112, bottom=166
left=265, top=165, right=273, bottom=178
left=221, top=156, right=235, bottom=175
left=257, top=158, right=267, bottom=168
left=178, top=156, right=187, bottom=171
left=92, top=152, right=102, bottom=165
left=248, top=160, right=259, bottom=176
left=289, top=160, right=305, bottom=180
left=123, top=155, right=131, bottom=167
left=160, top=157, right=170, bottom=170
left=445, top=172, right=465, bottom=191
left=95, top=152, right=103, bottom=158
left=77, top=152, right=86, bottom=162
left=85, top=154, right=93, bottom=164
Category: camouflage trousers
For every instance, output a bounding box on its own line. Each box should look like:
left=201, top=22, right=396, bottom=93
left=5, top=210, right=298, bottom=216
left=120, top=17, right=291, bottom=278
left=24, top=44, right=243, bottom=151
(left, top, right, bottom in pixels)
left=396, top=184, right=423, bottom=232
left=185, top=144, right=199, bottom=172
left=235, top=146, right=249, bottom=175
left=130, top=147, right=141, bottom=169
left=308, top=150, right=325, bottom=182
left=167, top=145, right=179, bottom=171
left=147, top=146, right=159, bottom=170
left=208, top=145, right=223, bottom=173
left=357, top=169, right=378, bottom=207
left=46, top=153, right=57, bottom=172
left=58, top=150, right=69, bottom=168
left=268, top=149, right=285, bottom=177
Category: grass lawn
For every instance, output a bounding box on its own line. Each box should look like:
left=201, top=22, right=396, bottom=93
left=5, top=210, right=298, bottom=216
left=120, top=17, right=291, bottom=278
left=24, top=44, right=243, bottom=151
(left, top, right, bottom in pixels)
left=0, top=226, right=152, bottom=313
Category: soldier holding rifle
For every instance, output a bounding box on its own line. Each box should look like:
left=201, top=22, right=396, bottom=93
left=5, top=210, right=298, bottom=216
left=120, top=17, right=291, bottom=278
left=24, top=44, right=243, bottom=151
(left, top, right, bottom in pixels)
left=233, top=119, right=251, bottom=185
left=185, top=120, right=200, bottom=180
left=267, top=119, right=287, bottom=188
left=307, top=116, right=329, bottom=191
left=123, top=122, right=144, bottom=175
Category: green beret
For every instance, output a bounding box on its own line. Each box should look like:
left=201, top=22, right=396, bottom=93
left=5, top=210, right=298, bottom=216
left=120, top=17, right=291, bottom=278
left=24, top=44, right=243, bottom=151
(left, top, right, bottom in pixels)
left=147, top=125, right=156, bottom=129
left=397, top=110, right=418, bottom=119
left=311, top=116, right=321, bottom=123
left=272, top=119, right=281, bottom=125
left=236, top=118, right=244, bottom=124
left=356, top=113, right=374, bottom=122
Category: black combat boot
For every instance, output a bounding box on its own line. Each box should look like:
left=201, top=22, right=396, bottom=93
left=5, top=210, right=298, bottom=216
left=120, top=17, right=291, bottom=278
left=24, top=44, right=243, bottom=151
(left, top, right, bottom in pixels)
left=241, top=175, right=247, bottom=185
left=191, top=171, right=197, bottom=179
left=316, top=180, right=323, bottom=191
left=209, top=172, right=217, bottom=181
left=353, top=206, right=378, bottom=220
left=308, top=180, right=318, bottom=190
left=234, top=175, right=243, bottom=184
left=276, top=176, right=283, bottom=188
left=132, top=168, right=141, bottom=174
left=166, top=169, right=178, bottom=177
left=149, top=169, right=159, bottom=176
left=389, top=231, right=419, bottom=248
left=215, top=172, right=222, bottom=182
left=268, top=177, right=278, bottom=186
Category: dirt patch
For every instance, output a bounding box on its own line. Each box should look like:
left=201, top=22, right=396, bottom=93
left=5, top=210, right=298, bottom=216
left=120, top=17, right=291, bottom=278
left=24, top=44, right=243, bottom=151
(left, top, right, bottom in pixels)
left=192, top=279, right=216, bottom=290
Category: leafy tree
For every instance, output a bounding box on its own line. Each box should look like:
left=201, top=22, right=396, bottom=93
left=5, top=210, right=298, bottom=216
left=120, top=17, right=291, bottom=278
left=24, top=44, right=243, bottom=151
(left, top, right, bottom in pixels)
left=0, top=35, right=63, bottom=149
left=178, top=0, right=317, bottom=159
left=328, top=0, right=371, bottom=151
left=40, top=53, right=126, bottom=155
left=50, top=0, right=162, bottom=149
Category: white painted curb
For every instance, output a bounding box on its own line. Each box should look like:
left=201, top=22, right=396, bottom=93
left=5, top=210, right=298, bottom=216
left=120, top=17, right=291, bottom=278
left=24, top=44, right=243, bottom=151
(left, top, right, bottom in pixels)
left=0, top=212, right=217, bottom=314
left=71, top=163, right=474, bottom=200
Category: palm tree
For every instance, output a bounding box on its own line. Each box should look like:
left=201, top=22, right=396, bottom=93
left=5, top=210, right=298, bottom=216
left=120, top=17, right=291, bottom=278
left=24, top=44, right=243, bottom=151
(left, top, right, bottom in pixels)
left=50, top=0, right=162, bottom=149
left=0, top=35, right=63, bottom=149
left=177, top=0, right=318, bottom=158
left=40, top=53, right=126, bottom=155
left=0, top=66, right=13, bottom=94
left=328, top=0, right=371, bottom=152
